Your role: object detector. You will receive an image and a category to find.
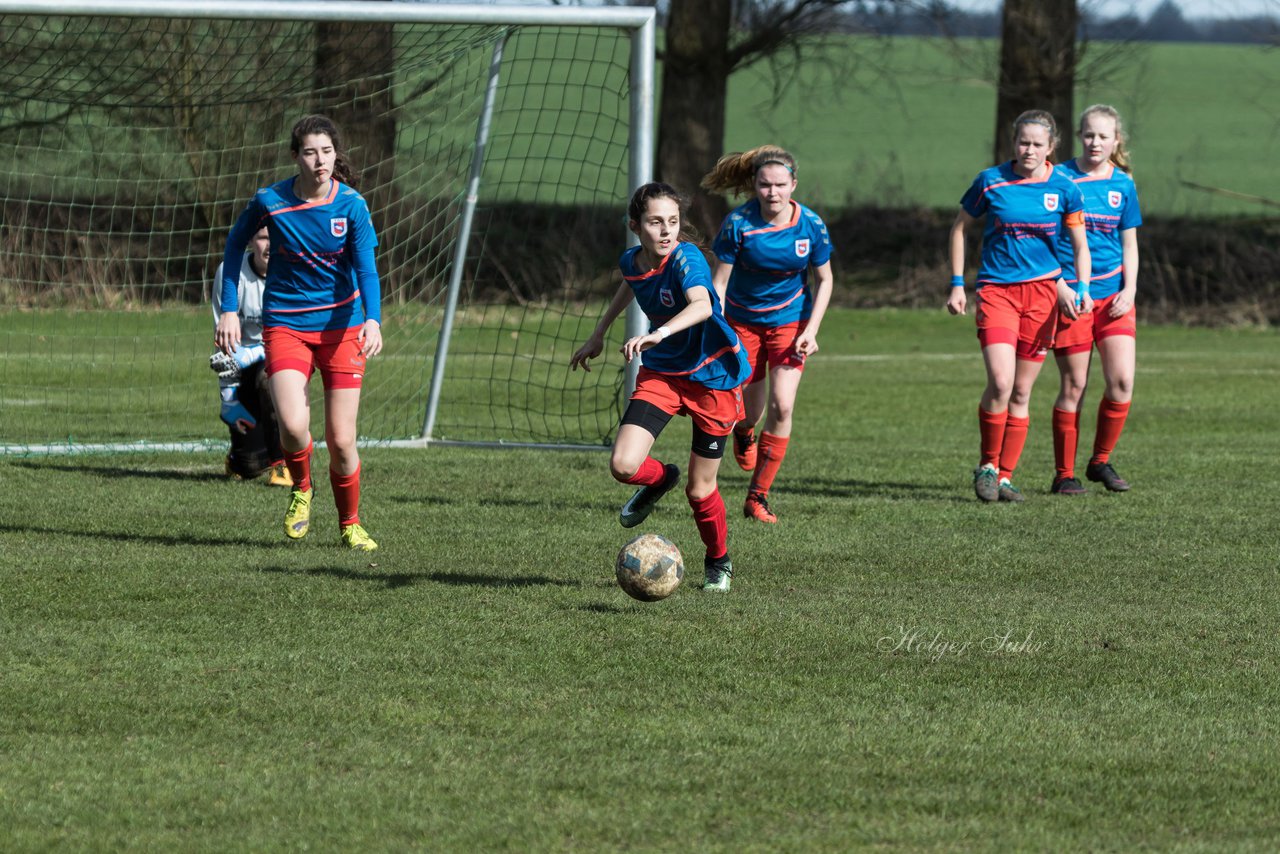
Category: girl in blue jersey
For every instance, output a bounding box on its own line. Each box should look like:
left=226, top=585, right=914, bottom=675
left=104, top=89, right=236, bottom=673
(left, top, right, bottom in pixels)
left=701, top=145, right=834, bottom=524
left=947, top=110, right=1092, bottom=502
left=570, top=183, right=751, bottom=592
left=215, top=115, right=382, bottom=551
left=1048, top=105, right=1142, bottom=495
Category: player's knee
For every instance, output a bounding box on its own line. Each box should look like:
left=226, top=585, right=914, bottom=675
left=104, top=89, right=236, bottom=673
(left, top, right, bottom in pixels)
left=685, top=479, right=716, bottom=502
left=609, top=453, right=640, bottom=483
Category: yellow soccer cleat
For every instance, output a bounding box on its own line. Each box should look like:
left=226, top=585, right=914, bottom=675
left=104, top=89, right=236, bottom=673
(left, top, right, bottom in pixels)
left=267, top=463, right=294, bottom=488
left=340, top=523, right=379, bottom=552
left=284, top=487, right=313, bottom=539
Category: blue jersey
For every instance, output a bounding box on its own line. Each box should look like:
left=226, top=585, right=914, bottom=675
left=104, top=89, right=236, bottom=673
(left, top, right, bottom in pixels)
left=220, top=178, right=380, bottom=332
left=1055, top=160, right=1142, bottom=299
left=620, top=242, right=750, bottom=391
left=712, top=199, right=833, bottom=326
left=960, top=162, right=1085, bottom=288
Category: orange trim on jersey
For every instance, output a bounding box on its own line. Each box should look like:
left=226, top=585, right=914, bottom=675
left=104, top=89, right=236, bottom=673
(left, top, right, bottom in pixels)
left=653, top=342, right=743, bottom=378
left=1071, top=163, right=1115, bottom=183
left=979, top=162, right=1057, bottom=199
left=727, top=285, right=805, bottom=314
left=1065, top=210, right=1084, bottom=227
left=267, top=179, right=341, bottom=217
left=271, top=288, right=361, bottom=314
left=741, top=201, right=801, bottom=236
left=622, top=247, right=676, bottom=282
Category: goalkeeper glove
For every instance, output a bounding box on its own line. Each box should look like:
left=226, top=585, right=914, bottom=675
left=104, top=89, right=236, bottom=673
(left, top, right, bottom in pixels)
left=220, top=399, right=257, bottom=434
left=210, top=351, right=240, bottom=382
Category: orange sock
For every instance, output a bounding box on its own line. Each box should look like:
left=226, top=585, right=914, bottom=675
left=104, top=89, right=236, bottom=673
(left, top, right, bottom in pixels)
left=331, top=464, right=361, bottom=528
left=621, top=455, right=667, bottom=486
left=978, top=407, right=1007, bottom=469
left=1091, top=398, right=1131, bottom=464
left=688, top=489, right=727, bottom=560
left=285, top=439, right=313, bottom=492
left=998, top=416, right=1030, bottom=481
left=748, top=432, right=789, bottom=496
left=1052, top=407, right=1080, bottom=480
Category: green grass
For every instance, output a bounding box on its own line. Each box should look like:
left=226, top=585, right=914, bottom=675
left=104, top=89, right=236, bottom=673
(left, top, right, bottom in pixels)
left=2, top=308, right=1278, bottom=850
left=726, top=36, right=1280, bottom=216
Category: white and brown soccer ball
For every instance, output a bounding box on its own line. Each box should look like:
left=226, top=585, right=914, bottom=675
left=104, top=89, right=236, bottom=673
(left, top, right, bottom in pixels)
left=615, top=533, right=684, bottom=602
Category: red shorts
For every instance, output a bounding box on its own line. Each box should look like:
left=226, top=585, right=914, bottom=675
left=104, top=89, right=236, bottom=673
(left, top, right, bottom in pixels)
left=263, top=325, right=366, bottom=390
left=1053, top=292, right=1137, bottom=355
left=731, top=319, right=807, bottom=385
left=632, top=367, right=744, bottom=436
left=975, top=279, right=1057, bottom=362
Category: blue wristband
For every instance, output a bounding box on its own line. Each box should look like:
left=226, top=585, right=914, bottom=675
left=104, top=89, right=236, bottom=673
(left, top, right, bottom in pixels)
left=950, top=275, right=965, bottom=289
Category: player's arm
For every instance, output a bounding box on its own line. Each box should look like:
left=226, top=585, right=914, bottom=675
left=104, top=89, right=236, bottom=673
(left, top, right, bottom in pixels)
left=621, top=285, right=713, bottom=363
left=351, top=203, right=383, bottom=358
left=1059, top=218, right=1092, bottom=318
left=711, top=260, right=732, bottom=307
left=947, top=209, right=975, bottom=316
left=570, top=279, right=633, bottom=372
left=216, top=204, right=261, bottom=354
left=795, top=260, right=833, bottom=356
left=1111, top=227, right=1139, bottom=318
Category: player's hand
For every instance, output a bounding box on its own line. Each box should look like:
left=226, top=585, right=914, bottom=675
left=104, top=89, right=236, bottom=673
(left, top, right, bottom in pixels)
left=570, top=336, right=603, bottom=371
left=794, top=329, right=819, bottom=357
left=946, top=288, right=967, bottom=316
left=1110, top=288, right=1135, bottom=318
left=621, top=332, right=660, bottom=363
left=215, top=312, right=241, bottom=354
left=1056, top=281, right=1079, bottom=321
left=1078, top=292, right=1095, bottom=315
left=358, top=320, right=383, bottom=357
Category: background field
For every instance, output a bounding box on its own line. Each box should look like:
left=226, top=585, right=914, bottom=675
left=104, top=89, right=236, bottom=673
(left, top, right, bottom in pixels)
left=724, top=36, right=1280, bottom=216
left=3, top=309, right=1278, bottom=850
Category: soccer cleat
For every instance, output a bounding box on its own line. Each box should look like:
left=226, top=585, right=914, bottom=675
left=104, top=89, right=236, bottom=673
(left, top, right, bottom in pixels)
left=267, top=463, right=294, bottom=488
left=997, top=478, right=1025, bottom=503
left=973, top=463, right=999, bottom=502
left=224, top=455, right=243, bottom=481
left=743, top=491, right=777, bottom=523
left=340, top=523, right=378, bottom=552
left=732, top=428, right=757, bottom=472
left=1050, top=476, right=1087, bottom=496
left=284, top=487, right=313, bottom=539
left=702, top=554, right=733, bottom=592
left=1086, top=461, right=1130, bottom=492
left=620, top=463, right=680, bottom=528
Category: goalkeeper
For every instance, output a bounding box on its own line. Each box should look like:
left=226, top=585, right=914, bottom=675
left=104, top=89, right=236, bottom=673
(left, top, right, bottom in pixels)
left=210, top=226, right=290, bottom=485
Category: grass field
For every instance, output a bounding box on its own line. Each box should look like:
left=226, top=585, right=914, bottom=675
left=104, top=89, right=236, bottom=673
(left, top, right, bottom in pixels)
left=3, top=308, right=1278, bottom=850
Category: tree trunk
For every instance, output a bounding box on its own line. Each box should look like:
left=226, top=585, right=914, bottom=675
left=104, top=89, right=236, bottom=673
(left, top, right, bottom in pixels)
left=993, top=0, right=1077, bottom=166
left=656, top=0, right=732, bottom=240
left=314, top=20, right=397, bottom=201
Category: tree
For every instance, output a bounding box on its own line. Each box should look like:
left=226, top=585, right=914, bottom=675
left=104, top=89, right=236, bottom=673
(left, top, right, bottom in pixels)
left=656, top=0, right=873, bottom=237
left=992, top=0, right=1077, bottom=166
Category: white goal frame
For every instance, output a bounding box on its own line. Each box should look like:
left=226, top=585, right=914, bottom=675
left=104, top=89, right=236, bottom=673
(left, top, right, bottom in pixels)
left=0, top=0, right=655, bottom=454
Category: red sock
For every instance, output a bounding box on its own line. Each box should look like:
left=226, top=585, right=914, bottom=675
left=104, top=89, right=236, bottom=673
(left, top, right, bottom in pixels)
left=331, top=464, right=361, bottom=528
left=748, top=432, right=790, bottom=496
left=1091, top=398, right=1131, bottom=464
left=998, top=416, right=1030, bottom=481
left=285, top=439, right=313, bottom=492
left=1052, top=407, right=1080, bottom=480
left=688, top=489, right=728, bottom=560
left=621, top=455, right=666, bottom=486
left=978, top=407, right=1007, bottom=469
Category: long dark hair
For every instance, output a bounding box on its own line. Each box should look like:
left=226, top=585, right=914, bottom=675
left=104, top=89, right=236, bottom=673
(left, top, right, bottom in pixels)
left=289, top=114, right=359, bottom=187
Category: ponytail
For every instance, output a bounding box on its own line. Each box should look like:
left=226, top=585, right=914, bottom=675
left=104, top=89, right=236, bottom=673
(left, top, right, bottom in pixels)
left=700, top=145, right=796, bottom=197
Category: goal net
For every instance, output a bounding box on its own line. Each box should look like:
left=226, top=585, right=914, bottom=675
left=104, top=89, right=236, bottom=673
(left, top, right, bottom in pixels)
left=0, top=1, right=654, bottom=455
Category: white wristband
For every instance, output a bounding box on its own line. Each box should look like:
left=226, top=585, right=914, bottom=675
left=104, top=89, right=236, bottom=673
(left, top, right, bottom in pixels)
left=656, top=326, right=672, bottom=340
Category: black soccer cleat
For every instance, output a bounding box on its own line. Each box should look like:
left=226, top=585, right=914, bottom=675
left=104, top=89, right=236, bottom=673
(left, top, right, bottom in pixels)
left=1051, top=476, right=1088, bottom=496
left=1086, top=461, right=1130, bottom=492
left=619, top=463, right=681, bottom=528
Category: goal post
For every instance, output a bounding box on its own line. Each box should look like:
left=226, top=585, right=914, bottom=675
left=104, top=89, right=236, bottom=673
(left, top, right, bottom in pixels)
left=0, top=0, right=654, bottom=455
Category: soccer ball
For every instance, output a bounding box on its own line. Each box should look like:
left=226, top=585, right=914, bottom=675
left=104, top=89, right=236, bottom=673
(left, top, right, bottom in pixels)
left=615, top=533, right=684, bottom=602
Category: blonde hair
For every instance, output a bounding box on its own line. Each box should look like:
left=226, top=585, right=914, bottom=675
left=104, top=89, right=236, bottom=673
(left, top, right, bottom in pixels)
left=700, top=145, right=796, bottom=197
left=1011, top=109, right=1060, bottom=156
left=1078, top=103, right=1132, bottom=173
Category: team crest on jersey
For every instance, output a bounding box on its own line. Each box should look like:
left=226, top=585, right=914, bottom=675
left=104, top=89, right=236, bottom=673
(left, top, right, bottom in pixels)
left=659, top=287, right=675, bottom=307
left=330, top=217, right=348, bottom=238
left=1043, top=194, right=1059, bottom=212
left=795, top=239, right=811, bottom=258
left=1108, top=190, right=1123, bottom=208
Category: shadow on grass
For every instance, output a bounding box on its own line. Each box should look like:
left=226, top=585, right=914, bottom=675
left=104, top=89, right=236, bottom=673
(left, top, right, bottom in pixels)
left=259, top=565, right=582, bottom=590
left=12, top=460, right=229, bottom=483
left=386, top=492, right=604, bottom=513
left=0, top=522, right=283, bottom=549
left=781, top=476, right=966, bottom=502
